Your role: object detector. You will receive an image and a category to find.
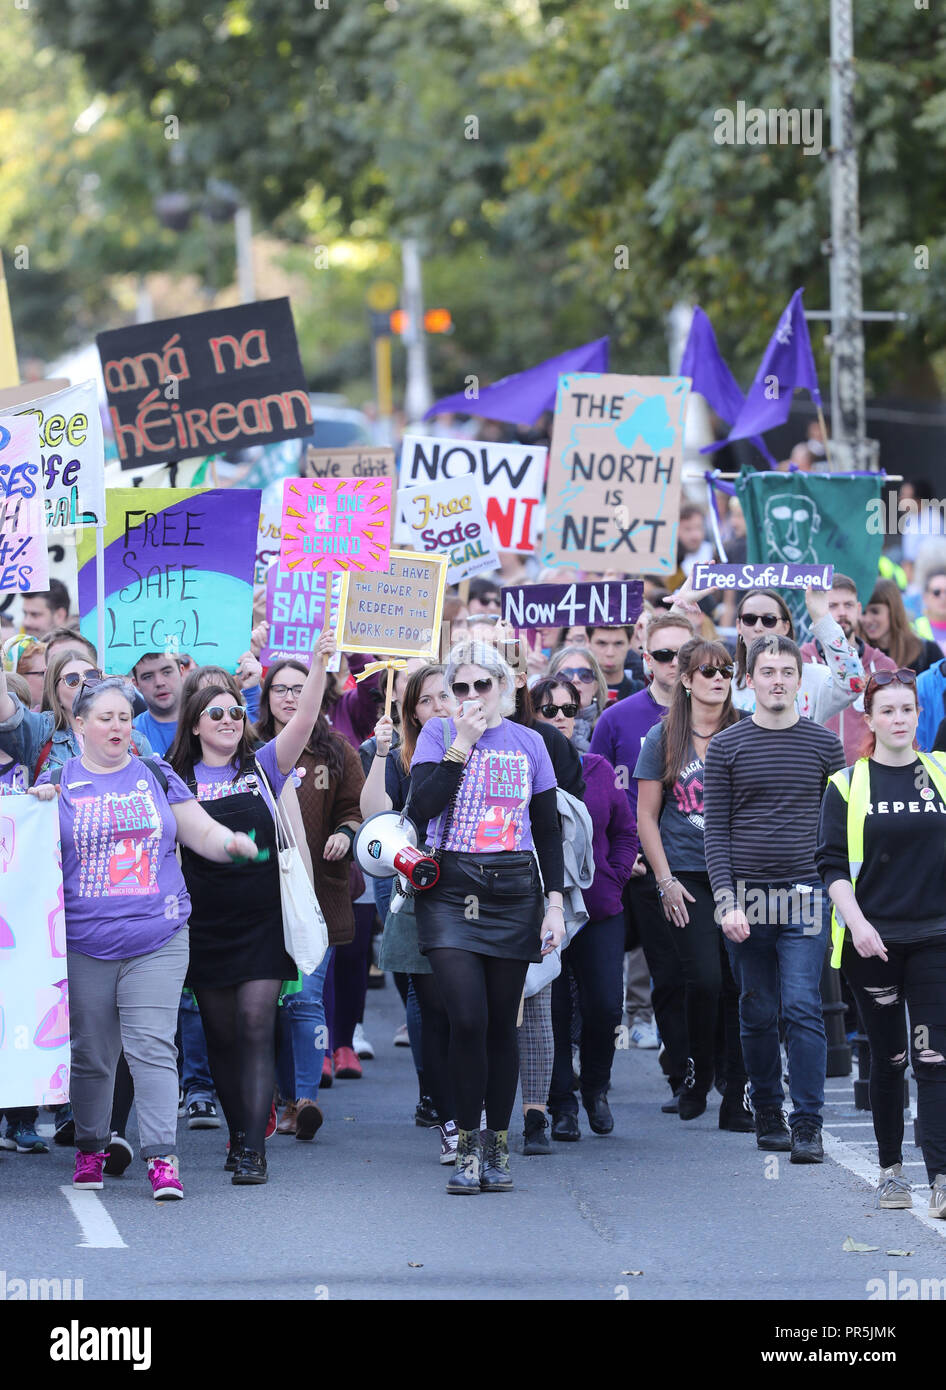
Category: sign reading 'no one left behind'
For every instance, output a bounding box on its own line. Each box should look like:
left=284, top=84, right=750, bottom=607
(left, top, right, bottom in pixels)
left=77, top=488, right=259, bottom=673
left=399, top=434, right=545, bottom=553
left=689, top=562, right=835, bottom=592
left=543, top=374, right=689, bottom=574
left=336, top=549, right=448, bottom=659
left=97, top=298, right=312, bottom=467
left=0, top=379, right=105, bottom=529
left=279, top=476, right=392, bottom=575
left=501, top=580, right=643, bottom=631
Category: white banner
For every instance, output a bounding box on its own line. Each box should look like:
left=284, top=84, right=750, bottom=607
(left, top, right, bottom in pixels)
left=394, top=475, right=499, bottom=583
left=0, top=797, right=70, bottom=1109
left=0, top=378, right=106, bottom=529
left=398, top=434, right=545, bottom=554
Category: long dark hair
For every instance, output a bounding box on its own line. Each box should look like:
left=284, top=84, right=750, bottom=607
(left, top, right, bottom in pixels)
left=530, top=676, right=581, bottom=723
left=863, top=578, right=922, bottom=669
left=257, top=658, right=344, bottom=781
left=169, top=684, right=260, bottom=781
left=661, top=638, right=739, bottom=789
left=735, top=588, right=794, bottom=683
left=399, top=663, right=446, bottom=773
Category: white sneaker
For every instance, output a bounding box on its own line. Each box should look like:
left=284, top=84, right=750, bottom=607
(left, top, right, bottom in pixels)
left=629, top=1019, right=659, bottom=1049
left=353, top=1023, right=375, bottom=1060
left=929, top=1174, right=946, bottom=1219
left=438, top=1121, right=459, bottom=1164
left=392, top=1022, right=411, bottom=1048
left=876, top=1163, right=913, bottom=1209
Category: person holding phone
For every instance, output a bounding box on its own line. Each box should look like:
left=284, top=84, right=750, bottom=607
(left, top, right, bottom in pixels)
left=409, top=641, right=566, bottom=1194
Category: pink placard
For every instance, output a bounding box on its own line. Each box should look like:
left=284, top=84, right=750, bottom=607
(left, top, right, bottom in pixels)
left=279, top=476, right=392, bottom=574
left=0, top=414, right=49, bottom=593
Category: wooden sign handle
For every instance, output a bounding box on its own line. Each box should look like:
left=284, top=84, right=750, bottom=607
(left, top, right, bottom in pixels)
left=384, top=664, right=395, bottom=719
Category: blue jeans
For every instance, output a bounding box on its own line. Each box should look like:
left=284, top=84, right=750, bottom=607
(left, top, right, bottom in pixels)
left=179, top=993, right=215, bottom=1105
left=277, top=948, right=334, bottom=1103
left=725, top=880, right=828, bottom=1124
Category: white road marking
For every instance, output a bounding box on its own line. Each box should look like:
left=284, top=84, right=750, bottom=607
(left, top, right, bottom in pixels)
left=824, top=1121, right=875, bottom=1127
left=60, top=1185, right=128, bottom=1248
left=822, top=1132, right=946, bottom=1239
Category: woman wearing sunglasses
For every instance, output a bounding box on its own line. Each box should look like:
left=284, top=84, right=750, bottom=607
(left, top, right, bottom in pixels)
left=409, top=640, right=566, bottom=1193
left=168, top=631, right=334, bottom=1186
left=817, top=669, right=946, bottom=1219
left=0, top=648, right=154, bottom=784
left=30, top=676, right=261, bottom=1201
left=634, top=639, right=752, bottom=1128
left=531, top=677, right=637, bottom=1141
left=256, top=657, right=364, bottom=1139
left=547, top=645, right=610, bottom=752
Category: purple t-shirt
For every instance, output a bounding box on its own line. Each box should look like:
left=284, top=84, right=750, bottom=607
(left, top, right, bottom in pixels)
left=589, top=686, right=667, bottom=822
left=0, top=758, right=28, bottom=794
left=37, top=755, right=193, bottom=961
left=192, top=737, right=288, bottom=809
left=411, top=717, right=556, bottom=854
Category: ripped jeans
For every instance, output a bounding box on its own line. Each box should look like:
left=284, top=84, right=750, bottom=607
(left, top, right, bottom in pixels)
left=842, top=936, right=946, bottom=1183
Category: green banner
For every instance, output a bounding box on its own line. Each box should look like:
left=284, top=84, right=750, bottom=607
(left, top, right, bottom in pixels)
left=735, top=468, right=884, bottom=633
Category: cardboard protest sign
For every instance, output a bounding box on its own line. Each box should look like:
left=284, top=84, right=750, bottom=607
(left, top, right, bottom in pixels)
left=395, top=475, right=498, bottom=583
left=279, top=477, right=392, bottom=575
left=689, top=562, right=834, bottom=592
left=502, top=580, right=643, bottom=630
left=336, top=549, right=448, bottom=658
left=543, top=374, right=689, bottom=574
left=261, top=565, right=343, bottom=666
left=0, top=415, right=49, bottom=592
left=399, top=434, right=545, bottom=553
left=0, top=379, right=105, bottom=528
left=0, top=798, right=70, bottom=1109
left=97, top=298, right=312, bottom=468
left=76, top=488, right=259, bottom=673
left=305, top=445, right=396, bottom=481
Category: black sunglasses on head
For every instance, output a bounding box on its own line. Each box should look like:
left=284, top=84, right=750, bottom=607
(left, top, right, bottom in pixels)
left=452, top=677, right=493, bottom=698
left=202, top=705, right=246, bottom=722
left=868, top=668, right=916, bottom=689
left=740, top=613, right=781, bottom=629
left=539, top=701, right=579, bottom=719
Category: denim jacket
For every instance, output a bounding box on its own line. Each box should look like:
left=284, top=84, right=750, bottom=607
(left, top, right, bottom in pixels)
left=0, top=695, right=153, bottom=784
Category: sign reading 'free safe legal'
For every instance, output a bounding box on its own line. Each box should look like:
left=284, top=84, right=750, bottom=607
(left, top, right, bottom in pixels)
left=279, top=477, right=393, bottom=574
left=689, top=562, right=835, bottom=591
left=77, top=488, right=259, bottom=673
left=336, top=549, right=448, bottom=658
left=97, top=298, right=312, bottom=467
left=0, top=379, right=106, bottom=529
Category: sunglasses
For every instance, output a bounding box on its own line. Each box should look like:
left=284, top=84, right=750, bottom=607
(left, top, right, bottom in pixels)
left=468, top=613, right=502, bottom=626
left=694, top=664, right=734, bottom=680
left=61, top=669, right=103, bottom=689
left=648, top=649, right=682, bottom=664
left=452, top=677, right=494, bottom=698
left=202, top=705, right=247, bottom=722
left=868, top=668, right=917, bottom=688
left=269, top=683, right=306, bottom=698
left=558, top=667, right=596, bottom=684
left=740, top=613, right=781, bottom=629
left=539, top=702, right=579, bottom=719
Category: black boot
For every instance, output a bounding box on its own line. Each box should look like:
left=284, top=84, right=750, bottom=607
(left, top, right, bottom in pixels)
left=583, top=1092, right=614, bottom=1135
left=446, top=1128, right=482, bottom=1194
left=480, top=1129, right=514, bottom=1191
left=522, top=1109, right=551, bottom=1155
left=232, top=1148, right=267, bottom=1184
left=678, top=1059, right=712, bottom=1121
left=224, top=1131, right=246, bottom=1172
left=719, top=1081, right=755, bottom=1132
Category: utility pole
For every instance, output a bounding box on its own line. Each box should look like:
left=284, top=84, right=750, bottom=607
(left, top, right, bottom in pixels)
left=401, top=238, right=433, bottom=422
left=827, top=0, right=869, bottom=473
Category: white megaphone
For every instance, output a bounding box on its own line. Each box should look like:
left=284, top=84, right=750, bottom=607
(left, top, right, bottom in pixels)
left=353, top=812, right=440, bottom=891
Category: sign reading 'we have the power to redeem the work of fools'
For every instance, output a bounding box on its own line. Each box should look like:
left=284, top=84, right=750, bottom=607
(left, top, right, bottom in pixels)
left=543, top=374, right=689, bottom=575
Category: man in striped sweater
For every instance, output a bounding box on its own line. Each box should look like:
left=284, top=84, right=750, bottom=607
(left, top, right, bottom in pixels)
left=703, top=633, right=844, bottom=1163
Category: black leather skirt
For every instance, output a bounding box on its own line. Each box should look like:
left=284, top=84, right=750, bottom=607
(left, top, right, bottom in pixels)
left=414, top=850, right=544, bottom=963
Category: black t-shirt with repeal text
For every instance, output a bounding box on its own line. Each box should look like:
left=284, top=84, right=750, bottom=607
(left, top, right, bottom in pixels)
left=817, top=758, right=946, bottom=943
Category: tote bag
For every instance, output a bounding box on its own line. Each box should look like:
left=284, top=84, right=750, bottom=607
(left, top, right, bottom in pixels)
left=254, top=759, right=329, bottom=975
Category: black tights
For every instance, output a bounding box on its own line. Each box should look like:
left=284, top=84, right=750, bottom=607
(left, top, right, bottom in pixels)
left=195, top=979, right=281, bottom=1154
left=411, top=971, right=454, bottom=1123
left=427, top=949, right=528, bottom=1132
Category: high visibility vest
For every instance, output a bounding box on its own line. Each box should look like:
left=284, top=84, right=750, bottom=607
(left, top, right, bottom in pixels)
left=914, top=614, right=935, bottom=642
left=827, top=751, right=946, bottom=967
left=878, top=554, right=907, bottom=590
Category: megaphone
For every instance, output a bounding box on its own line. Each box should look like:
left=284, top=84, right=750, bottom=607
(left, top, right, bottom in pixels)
left=353, top=812, right=440, bottom=890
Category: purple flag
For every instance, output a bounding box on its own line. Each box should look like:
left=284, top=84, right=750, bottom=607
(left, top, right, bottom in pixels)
left=705, top=289, right=821, bottom=451
left=423, top=337, right=609, bottom=425
left=682, top=306, right=777, bottom=466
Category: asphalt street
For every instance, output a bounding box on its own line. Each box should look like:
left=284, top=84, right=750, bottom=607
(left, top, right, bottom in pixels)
left=3, top=978, right=946, bottom=1304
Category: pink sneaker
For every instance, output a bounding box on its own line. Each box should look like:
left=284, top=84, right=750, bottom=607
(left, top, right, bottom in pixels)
left=147, top=1154, right=183, bottom=1201
left=73, top=1150, right=107, bottom=1189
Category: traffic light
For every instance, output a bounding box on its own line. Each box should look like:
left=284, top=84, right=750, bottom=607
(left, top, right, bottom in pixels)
left=389, top=309, right=410, bottom=335
left=423, top=308, right=453, bottom=334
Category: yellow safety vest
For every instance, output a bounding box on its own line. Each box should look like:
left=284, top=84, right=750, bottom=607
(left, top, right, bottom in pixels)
left=827, top=751, right=946, bottom=967
left=878, top=554, right=907, bottom=591
left=914, top=614, right=935, bottom=643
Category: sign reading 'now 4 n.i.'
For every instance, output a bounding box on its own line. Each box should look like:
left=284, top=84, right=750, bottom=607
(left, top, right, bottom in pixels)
left=279, top=477, right=392, bottom=575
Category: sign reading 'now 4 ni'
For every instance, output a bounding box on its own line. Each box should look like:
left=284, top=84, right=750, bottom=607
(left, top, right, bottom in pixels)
left=399, top=434, right=545, bottom=553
